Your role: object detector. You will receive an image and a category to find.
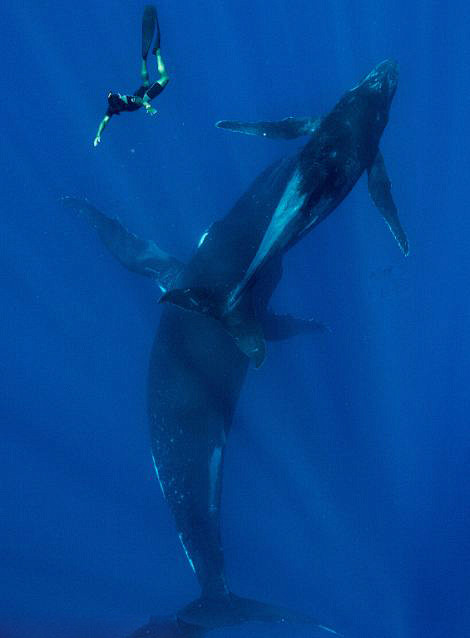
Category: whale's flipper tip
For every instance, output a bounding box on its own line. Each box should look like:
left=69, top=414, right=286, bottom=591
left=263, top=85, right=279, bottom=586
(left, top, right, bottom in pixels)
left=368, top=150, right=409, bottom=257
left=400, top=236, right=409, bottom=256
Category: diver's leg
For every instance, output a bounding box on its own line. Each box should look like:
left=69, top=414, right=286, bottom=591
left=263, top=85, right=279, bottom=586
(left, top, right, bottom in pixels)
left=148, top=8, right=168, bottom=89
left=141, top=10, right=168, bottom=112
left=140, top=59, right=150, bottom=88
left=143, top=50, right=169, bottom=108
left=155, top=48, right=169, bottom=86
left=141, top=5, right=157, bottom=87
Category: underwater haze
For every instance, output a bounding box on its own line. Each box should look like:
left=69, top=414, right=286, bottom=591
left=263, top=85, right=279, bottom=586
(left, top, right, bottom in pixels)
left=1, top=1, right=469, bottom=637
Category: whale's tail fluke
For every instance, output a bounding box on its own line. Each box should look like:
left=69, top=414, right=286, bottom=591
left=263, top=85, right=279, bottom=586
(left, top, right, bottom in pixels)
left=126, top=615, right=204, bottom=638
left=127, top=595, right=341, bottom=637
left=177, top=593, right=341, bottom=636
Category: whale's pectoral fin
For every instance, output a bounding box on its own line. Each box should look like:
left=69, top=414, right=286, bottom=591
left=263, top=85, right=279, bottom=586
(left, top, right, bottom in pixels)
left=367, top=151, right=409, bottom=256
left=261, top=311, right=330, bottom=341
left=177, top=593, right=341, bottom=636
left=160, top=288, right=266, bottom=367
left=215, top=116, right=321, bottom=139
left=62, top=197, right=184, bottom=291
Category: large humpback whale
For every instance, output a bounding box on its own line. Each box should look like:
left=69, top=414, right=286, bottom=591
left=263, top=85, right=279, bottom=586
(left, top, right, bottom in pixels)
left=162, top=59, right=408, bottom=366
left=64, top=58, right=407, bottom=638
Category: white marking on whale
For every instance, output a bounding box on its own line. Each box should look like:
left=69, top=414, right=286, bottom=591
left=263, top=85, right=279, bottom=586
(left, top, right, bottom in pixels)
left=227, top=169, right=306, bottom=311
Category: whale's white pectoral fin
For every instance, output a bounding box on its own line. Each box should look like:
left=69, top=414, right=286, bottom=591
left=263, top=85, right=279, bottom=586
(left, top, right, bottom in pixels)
left=216, top=116, right=321, bottom=139
left=367, top=151, right=409, bottom=256
left=227, top=168, right=307, bottom=314
left=62, top=197, right=184, bottom=291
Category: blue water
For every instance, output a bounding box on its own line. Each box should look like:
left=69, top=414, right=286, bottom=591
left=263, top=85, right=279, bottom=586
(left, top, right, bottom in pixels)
left=1, top=1, right=469, bottom=637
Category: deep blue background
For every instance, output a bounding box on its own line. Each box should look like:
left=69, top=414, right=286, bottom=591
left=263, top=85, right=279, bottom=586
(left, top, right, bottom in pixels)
left=1, top=1, right=469, bottom=637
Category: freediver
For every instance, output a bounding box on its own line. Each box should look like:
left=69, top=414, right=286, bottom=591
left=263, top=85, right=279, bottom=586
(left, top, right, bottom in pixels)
left=93, top=5, right=169, bottom=147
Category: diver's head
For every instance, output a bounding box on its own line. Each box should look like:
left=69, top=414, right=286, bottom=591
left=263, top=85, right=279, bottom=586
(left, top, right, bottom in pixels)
left=107, top=92, right=124, bottom=114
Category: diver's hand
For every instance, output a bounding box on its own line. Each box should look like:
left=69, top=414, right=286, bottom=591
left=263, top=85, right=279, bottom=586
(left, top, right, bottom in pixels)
left=93, top=136, right=101, bottom=147
left=143, top=102, right=158, bottom=116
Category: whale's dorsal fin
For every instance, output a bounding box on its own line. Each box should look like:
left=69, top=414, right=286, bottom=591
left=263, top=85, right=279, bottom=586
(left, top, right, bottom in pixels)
left=367, top=151, right=409, bottom=256
left=63, top=197, right=184, bottom=291
left=216, top=116, right=321, bottom=139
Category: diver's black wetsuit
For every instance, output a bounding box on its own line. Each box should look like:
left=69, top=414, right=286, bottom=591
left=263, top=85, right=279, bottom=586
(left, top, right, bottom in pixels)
left=106, top=82, right=165, bottom=116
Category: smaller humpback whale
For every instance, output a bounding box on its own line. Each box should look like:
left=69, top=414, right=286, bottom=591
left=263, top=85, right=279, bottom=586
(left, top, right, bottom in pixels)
left=162, top=59, right=408, bottom=366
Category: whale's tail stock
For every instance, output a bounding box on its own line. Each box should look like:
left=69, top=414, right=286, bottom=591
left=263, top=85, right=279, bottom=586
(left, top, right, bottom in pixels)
left=127, top=593, right=341, bottom=637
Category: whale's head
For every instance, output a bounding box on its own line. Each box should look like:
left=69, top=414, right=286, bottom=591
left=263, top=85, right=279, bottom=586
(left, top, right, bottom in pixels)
left=339, top=59, right=398, bottom=149
left=356, top=59, right=398, bottom=106
left=349, top=59, right=398, bottom=118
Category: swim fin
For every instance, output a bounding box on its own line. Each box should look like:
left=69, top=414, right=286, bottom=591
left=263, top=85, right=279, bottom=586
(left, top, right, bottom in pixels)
left=152, top=12, right=161, bottom=53
left=142, top=5, right=157, bottom=59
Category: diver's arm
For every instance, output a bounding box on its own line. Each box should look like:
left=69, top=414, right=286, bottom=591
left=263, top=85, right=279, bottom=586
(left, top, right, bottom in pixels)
left=93, top=114, right=111, bottom=147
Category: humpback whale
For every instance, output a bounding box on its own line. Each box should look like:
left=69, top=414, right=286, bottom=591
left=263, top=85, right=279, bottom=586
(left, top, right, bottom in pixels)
left=61, top=198, right=328, bottom=638
left=63, top=59, right=407, bottom=638
left=162, top=59, right=408, bottom=366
